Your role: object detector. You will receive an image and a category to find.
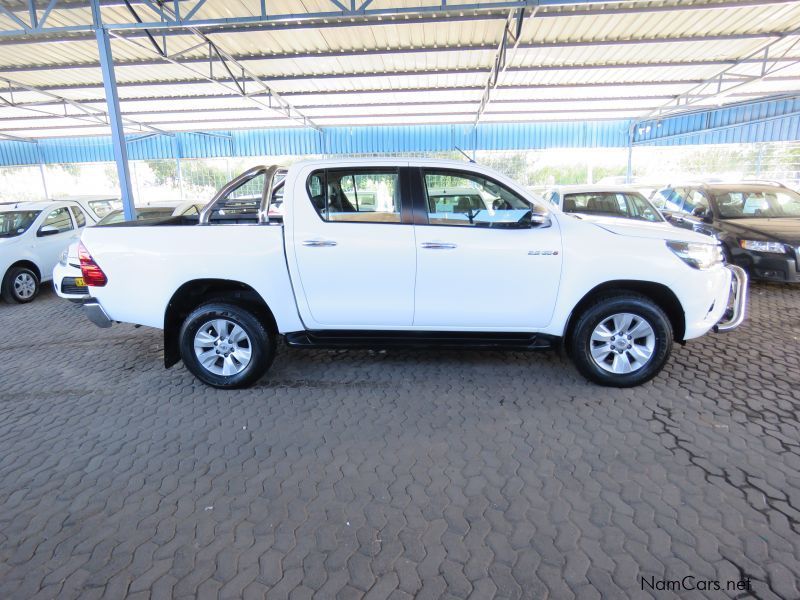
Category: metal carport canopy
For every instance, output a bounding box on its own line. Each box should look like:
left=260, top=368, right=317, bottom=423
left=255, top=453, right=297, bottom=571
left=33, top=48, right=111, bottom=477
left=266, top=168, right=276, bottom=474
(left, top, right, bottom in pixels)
left=0, top=0, right=800, bottom=137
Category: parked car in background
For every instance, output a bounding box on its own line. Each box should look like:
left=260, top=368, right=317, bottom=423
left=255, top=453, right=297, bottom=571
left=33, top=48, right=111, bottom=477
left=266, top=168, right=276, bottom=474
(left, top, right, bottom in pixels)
left=54, top=195, right=122, bottom=223
left=53, top=201, right=205, bottom=301
left=94, top=201, right=204, bottom=226
left=652, top=182, right=800, bottom=282
left=596, top=177, right=663, bottom=202
left=1, top=201, right=87, bottom=303
left=544, top=185, right=665, bottom=223
left=79, top=159, right=746, bottom=389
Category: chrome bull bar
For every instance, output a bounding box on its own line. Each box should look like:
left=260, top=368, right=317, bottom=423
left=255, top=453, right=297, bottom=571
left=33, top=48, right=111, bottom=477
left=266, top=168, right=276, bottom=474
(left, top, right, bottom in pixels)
left=715, top=264, right=748, bottom=332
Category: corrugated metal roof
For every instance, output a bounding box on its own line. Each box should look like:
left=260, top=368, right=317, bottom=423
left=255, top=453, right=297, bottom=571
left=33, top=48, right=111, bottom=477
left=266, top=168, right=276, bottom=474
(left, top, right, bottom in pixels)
left=0, top=0, right=798, bottom=152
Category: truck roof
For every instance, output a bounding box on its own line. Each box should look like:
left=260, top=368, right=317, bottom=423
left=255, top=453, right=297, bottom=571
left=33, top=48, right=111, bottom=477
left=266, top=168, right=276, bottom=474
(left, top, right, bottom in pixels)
left=550, top=184, right=644, bottom=195
left=290, top=157, right=490, bottom=170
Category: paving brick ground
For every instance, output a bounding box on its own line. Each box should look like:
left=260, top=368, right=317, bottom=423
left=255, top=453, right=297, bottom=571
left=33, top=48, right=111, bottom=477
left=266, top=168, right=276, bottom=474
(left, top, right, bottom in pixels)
left=0, top=284, right=798, bottom=599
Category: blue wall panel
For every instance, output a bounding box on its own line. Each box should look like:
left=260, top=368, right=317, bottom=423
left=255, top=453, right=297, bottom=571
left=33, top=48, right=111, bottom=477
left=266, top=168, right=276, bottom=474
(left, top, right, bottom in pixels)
left=0, top=140, right=40, bottom=166
left=2, top=102, right=800, bottom=168
left=634, top=96, right=800, bottom=146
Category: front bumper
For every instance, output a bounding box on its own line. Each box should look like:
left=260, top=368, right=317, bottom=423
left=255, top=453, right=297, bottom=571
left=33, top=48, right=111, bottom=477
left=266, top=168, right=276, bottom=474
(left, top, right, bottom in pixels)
left=83, top=300, right=113, bottom=328
left=714, top=265, right=748, bottom=332
left=733, top=251, right=800, bottom=283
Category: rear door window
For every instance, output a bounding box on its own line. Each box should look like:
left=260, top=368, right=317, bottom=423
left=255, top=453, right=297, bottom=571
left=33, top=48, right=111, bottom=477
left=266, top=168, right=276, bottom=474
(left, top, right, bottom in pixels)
left=307, top=169, right=401, bottom=223
left=69, top=206, right=87, bottom=227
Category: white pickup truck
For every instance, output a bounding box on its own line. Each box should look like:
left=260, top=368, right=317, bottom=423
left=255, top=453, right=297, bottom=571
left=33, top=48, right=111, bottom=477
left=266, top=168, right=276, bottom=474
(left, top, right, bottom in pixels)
left=79, top=158, right=747, bottom=389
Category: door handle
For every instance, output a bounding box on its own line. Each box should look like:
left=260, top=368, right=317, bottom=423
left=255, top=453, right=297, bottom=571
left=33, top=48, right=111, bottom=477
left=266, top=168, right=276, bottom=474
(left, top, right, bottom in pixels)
left=420, top=242, right=457, bottom=250
left=302, top=239, right=337, bottom=247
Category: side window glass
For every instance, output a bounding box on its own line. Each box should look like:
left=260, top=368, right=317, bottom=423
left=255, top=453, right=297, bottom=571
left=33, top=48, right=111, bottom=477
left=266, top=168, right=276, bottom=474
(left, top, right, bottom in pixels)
left=70, top=206, right=86, bottom=227
left=562, top=193, right=623, bottom=217
left=423, top=169, right=533, bottom=228
left=650, top=192, right=666, bottom=210
left=683, top=190, right=709, bottom=214
left=307, top=169, right=401, bottom=223
left=42, top=208, right=73, bottom=233
left=655, top=189, right=684, bottom=212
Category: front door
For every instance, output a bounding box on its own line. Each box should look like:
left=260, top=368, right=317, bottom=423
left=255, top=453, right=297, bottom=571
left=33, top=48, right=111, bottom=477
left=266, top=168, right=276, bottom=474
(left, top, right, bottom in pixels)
left=412, top=168, right=563, bottom=329
left=291, top=166, right=417, bottom=328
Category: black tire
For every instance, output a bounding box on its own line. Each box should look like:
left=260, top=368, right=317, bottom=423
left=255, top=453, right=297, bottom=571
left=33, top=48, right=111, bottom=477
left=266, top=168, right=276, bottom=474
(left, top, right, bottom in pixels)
left=2, top=266, right=40, bottom=303
left=569, top=293, right=673, bottom=387
left=179, top=301, right=275, bottom=389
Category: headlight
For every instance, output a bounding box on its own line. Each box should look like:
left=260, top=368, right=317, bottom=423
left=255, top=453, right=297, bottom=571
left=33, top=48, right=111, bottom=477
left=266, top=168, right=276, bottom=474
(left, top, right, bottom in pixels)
left=59, top=249, right=68, bottom=266
left=666, top=240, right=723, bottom=270
left=739, top=240, right=787, bottom=254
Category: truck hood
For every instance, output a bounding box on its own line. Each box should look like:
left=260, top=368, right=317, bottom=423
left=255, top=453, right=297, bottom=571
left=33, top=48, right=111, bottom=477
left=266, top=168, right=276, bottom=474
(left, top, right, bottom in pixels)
left=588, top=217, right=712, bottom=244
left=719, top=217, right=800, bottom=246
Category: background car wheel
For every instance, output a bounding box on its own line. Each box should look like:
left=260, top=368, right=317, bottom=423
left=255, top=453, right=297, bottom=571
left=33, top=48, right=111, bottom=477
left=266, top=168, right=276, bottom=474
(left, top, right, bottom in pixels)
left=2, top=266, right=40, bottom=303
left=179, top=302, right=275, bottom=389
left=570, top=293, right=672, bottom=387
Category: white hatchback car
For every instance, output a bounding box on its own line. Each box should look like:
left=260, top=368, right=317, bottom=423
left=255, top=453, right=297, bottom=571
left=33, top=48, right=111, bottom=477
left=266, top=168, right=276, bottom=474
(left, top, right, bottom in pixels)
left=53, top=202, right=205, bottom=301
left=1, top=201, right=92, bottom=303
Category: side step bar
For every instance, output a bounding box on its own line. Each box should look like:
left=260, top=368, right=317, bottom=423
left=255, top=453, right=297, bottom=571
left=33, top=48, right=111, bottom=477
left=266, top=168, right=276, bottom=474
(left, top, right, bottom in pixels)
left=284, top=330, right=559, bottom=351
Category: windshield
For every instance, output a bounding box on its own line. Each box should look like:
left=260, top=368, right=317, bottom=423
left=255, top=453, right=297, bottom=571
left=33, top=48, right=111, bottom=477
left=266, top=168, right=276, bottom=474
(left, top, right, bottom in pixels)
left=97, top=207, right=176, bottom=225
left=713, top=189, right=800, bottom=219
left=0, top=210, right=41, bottom=238
left=562, top=192, right=663, bottom=222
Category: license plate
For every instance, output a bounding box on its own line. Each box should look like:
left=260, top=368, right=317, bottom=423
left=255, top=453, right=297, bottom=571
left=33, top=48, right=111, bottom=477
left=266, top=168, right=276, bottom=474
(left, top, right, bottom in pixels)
left=74, top=277, right=86, bottom=287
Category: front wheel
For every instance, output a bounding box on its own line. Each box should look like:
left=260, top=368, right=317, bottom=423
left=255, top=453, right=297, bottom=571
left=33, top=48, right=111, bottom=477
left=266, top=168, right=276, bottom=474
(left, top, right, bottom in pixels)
left=569, top=293, right=673, bottom=387
left=2, top=266, right=40, bottom=303
left=179, top=302, right=275, bottom=389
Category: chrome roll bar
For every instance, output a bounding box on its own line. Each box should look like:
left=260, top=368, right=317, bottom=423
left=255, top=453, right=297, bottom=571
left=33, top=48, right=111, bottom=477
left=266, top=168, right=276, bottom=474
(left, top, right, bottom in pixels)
left=198, top=164, right=282, bottom=225
left=715, top=264, right=748, bottom=332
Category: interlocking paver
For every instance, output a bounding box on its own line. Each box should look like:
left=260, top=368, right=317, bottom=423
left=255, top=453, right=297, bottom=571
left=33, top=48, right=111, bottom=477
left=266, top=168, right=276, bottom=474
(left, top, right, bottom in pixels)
left=0, top=283, right=799, bottom=598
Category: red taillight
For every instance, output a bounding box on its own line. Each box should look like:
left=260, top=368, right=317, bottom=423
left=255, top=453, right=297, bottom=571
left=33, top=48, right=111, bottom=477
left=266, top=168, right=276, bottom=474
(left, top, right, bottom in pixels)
left=78, top=241, right=108, bottom=287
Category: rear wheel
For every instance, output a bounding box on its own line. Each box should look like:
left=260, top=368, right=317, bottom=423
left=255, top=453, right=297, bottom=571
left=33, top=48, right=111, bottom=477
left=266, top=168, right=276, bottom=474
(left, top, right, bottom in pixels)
left=570, top=293, right=672, bottom=387
left=179, top=302, right=275, bottom=388
left=2, top=266, right=40, bottom=303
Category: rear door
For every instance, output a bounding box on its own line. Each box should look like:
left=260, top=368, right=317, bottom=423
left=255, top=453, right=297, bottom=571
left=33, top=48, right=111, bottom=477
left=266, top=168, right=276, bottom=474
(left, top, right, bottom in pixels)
left=290, top=164, right=417, bottom=328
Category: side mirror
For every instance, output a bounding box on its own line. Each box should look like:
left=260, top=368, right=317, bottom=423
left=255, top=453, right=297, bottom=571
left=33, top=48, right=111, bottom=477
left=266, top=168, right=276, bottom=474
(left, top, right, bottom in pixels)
left=37, top=225, right=60, bottom=237
left=530, top=213, right=551, bottom=228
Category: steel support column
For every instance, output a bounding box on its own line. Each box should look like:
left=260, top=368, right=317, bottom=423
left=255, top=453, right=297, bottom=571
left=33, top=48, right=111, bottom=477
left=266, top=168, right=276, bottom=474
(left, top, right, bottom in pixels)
left=626, top=122, right=634, bottom=182
left=173, top=136, right=184, bottom=201
left=91, top=1, right=136, bottom=221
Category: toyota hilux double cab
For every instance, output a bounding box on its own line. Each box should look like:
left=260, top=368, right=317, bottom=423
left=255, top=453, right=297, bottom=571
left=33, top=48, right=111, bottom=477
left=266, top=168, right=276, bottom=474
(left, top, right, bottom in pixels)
left=79, top=159, right=747, bottom=388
